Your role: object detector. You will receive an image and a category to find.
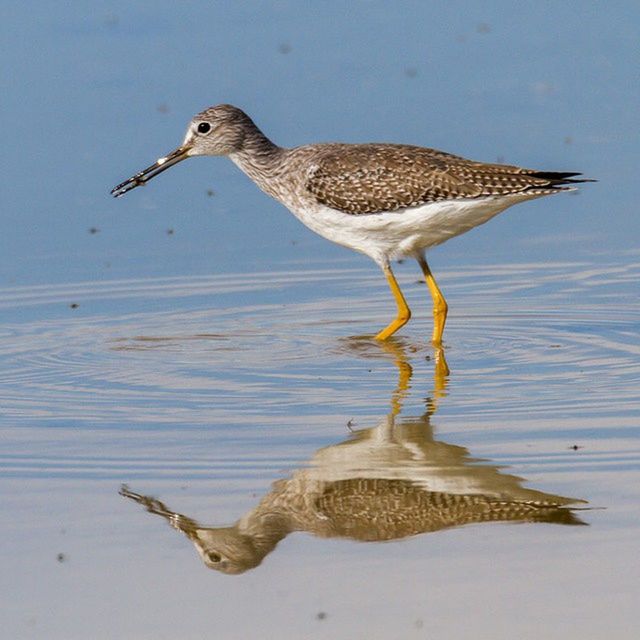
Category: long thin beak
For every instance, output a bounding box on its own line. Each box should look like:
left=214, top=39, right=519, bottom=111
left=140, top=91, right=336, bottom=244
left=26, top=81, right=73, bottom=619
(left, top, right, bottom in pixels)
left=111, top=145, right=191, bottom=197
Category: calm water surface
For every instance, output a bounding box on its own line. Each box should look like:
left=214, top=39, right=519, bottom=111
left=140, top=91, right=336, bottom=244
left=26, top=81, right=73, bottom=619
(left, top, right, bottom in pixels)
left=3, top=2, right=639, bottom=638
left=2, top=256, right=639, bottom=639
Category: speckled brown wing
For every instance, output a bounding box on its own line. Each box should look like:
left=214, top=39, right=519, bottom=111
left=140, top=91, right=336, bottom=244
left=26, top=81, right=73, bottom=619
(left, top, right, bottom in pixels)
left=305, top=144, right=481, bottom=214
left=311, top=478, right=583, bottom=541
left=305, top=143, right=584, bottom=215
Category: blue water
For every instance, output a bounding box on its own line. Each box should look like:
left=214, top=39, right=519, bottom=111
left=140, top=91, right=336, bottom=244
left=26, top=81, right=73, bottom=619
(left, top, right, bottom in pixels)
left=3, top=2, right=639, bottom=287
left=2, top=3, right=639, bottom=639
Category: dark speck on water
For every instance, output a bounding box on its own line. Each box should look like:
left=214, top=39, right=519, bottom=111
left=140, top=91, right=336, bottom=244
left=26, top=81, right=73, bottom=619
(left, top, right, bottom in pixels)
left=102, top=13, right=118, bottom=28
left=2, top=4, right=637, bottom=638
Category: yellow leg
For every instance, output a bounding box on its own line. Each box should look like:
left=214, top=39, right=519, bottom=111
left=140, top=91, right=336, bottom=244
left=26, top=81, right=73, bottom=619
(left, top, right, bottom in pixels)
left=417, top=256, right=448, bottom=346
left=374, top=263, right=411, bottom=341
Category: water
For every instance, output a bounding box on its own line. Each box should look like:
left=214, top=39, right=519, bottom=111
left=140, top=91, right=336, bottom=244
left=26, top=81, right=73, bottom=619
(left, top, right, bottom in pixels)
left=2, top=257, right=639, bottom=638
left=2, top=2, right=639, bottom=639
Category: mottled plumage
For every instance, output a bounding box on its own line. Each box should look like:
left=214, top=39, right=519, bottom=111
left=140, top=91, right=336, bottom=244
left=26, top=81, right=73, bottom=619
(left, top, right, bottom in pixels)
left=305, top=143, right=583, bottom=214
left=112, top=104, right=592, bottom=344
left=119, top=457, right=583, bottom=573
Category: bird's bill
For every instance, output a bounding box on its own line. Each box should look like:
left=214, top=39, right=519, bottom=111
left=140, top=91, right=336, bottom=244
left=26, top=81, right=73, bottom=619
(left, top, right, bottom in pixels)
left=110, top=145, right=191, bottom=197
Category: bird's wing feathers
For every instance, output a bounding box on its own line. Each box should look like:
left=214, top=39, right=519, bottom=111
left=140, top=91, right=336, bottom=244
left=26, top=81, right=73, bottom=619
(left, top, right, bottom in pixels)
left=306, top=144, right=479, bottom=214
left=305, top=144, right=582, bottom=215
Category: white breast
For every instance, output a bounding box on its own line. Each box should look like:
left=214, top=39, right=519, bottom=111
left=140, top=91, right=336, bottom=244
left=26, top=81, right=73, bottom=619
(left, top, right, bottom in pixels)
left=285, top=193, right=544, bottom=265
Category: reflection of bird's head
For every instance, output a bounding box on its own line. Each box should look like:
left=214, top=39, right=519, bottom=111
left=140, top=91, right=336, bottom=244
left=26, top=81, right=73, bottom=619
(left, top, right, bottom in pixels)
left=191, top=525, right=278, bottom=575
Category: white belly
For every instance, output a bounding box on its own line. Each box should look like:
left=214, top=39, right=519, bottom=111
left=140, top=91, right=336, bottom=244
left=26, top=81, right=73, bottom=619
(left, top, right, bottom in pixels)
left=287, top=194, right=543, bottom=265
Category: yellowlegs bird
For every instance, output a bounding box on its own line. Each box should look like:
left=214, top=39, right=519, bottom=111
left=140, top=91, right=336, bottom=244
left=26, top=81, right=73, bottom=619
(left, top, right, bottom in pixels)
left=112, top=104, right=591, bottom=344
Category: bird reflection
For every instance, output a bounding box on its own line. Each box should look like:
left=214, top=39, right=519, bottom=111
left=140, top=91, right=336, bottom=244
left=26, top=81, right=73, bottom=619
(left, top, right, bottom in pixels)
left=120, top=341, right=586, bottom=574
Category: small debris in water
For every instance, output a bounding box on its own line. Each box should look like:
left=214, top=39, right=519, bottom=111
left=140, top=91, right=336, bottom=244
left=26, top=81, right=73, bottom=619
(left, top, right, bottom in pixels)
left=532, top=81, right=555, bottom=97
left=569, top=444, right=584, bottom=451
left=57, top=553, right=66, bottom=563
left=103, top=13, right=119, bottom=28
left=316, top=611, right=327, bottom=621
left=69, top=303, right=79, bottom=309
left=166, top=228, right=174, bottom=235
left=88, top=227, right=100, bottom=234
left=206, top=189, right=215, bottom=197
left=156, top=103, right=170, bottom=114
left=476, top=22, right=491, bottom=34
left=405, top=67, right=418, bottom=78
left=278, top=43, right=292, bottom=54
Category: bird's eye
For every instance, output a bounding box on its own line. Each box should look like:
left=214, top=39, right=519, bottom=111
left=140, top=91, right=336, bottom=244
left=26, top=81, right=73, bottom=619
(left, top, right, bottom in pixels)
left=207, top=551, right=222, bottom=563
left=197, top=122, right=211, bottom=134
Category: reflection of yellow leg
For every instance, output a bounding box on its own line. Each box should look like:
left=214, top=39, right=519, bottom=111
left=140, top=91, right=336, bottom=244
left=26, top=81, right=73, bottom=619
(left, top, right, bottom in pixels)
left=375, top=264, right=411, bottom=341
left=433, top=347, right=450, bottom=401
left=378, top=337, right=450, bottom=417
left=417, top=256, right=448, bottom=346
left=378, top=338, right=413, bottom=416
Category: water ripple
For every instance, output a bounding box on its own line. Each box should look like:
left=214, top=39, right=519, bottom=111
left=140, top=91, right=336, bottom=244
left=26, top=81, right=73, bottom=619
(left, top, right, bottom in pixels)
left=0, top=259, right=638, bottom=434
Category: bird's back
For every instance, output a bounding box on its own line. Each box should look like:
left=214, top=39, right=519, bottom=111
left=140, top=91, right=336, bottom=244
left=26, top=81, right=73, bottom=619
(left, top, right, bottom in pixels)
left=287, top=142, right=587, bottom=215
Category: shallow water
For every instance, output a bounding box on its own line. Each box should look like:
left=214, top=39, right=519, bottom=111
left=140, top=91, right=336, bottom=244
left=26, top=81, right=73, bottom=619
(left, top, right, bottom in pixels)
left=3, top=2, right=640, bottom=637
left=2, top=256, right=639, bottom=639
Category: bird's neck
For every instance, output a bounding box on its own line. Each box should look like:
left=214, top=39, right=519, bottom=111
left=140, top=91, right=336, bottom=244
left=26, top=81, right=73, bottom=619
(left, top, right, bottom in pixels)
left=229, top=129, right=289, bottom=201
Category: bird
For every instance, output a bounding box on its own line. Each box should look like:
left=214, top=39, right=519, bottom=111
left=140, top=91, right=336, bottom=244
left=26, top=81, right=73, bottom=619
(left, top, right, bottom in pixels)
left=111, top=104, right=591, bottom=345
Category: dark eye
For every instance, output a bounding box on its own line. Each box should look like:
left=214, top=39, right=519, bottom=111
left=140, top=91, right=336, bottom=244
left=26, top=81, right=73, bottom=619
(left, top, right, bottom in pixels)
left=197, top=122, right=211, bottom=134
left=207, top=551, right=222, bottom=563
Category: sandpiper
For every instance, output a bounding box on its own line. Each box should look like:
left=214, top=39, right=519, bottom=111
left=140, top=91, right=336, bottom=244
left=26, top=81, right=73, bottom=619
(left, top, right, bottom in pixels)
left=112, top=104, right=591, bottom=344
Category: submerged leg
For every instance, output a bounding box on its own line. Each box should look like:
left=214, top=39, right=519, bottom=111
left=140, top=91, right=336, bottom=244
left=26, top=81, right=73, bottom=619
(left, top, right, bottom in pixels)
left=375, top=263, right=411, bottom=341
left=417, top=255, right=448, bottom=346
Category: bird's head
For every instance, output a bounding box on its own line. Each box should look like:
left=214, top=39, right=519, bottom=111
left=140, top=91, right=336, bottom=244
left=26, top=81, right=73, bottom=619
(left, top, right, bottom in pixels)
left=184, top=103, right=255, bottom=156
left=111, top=103, right=255, bottom=197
